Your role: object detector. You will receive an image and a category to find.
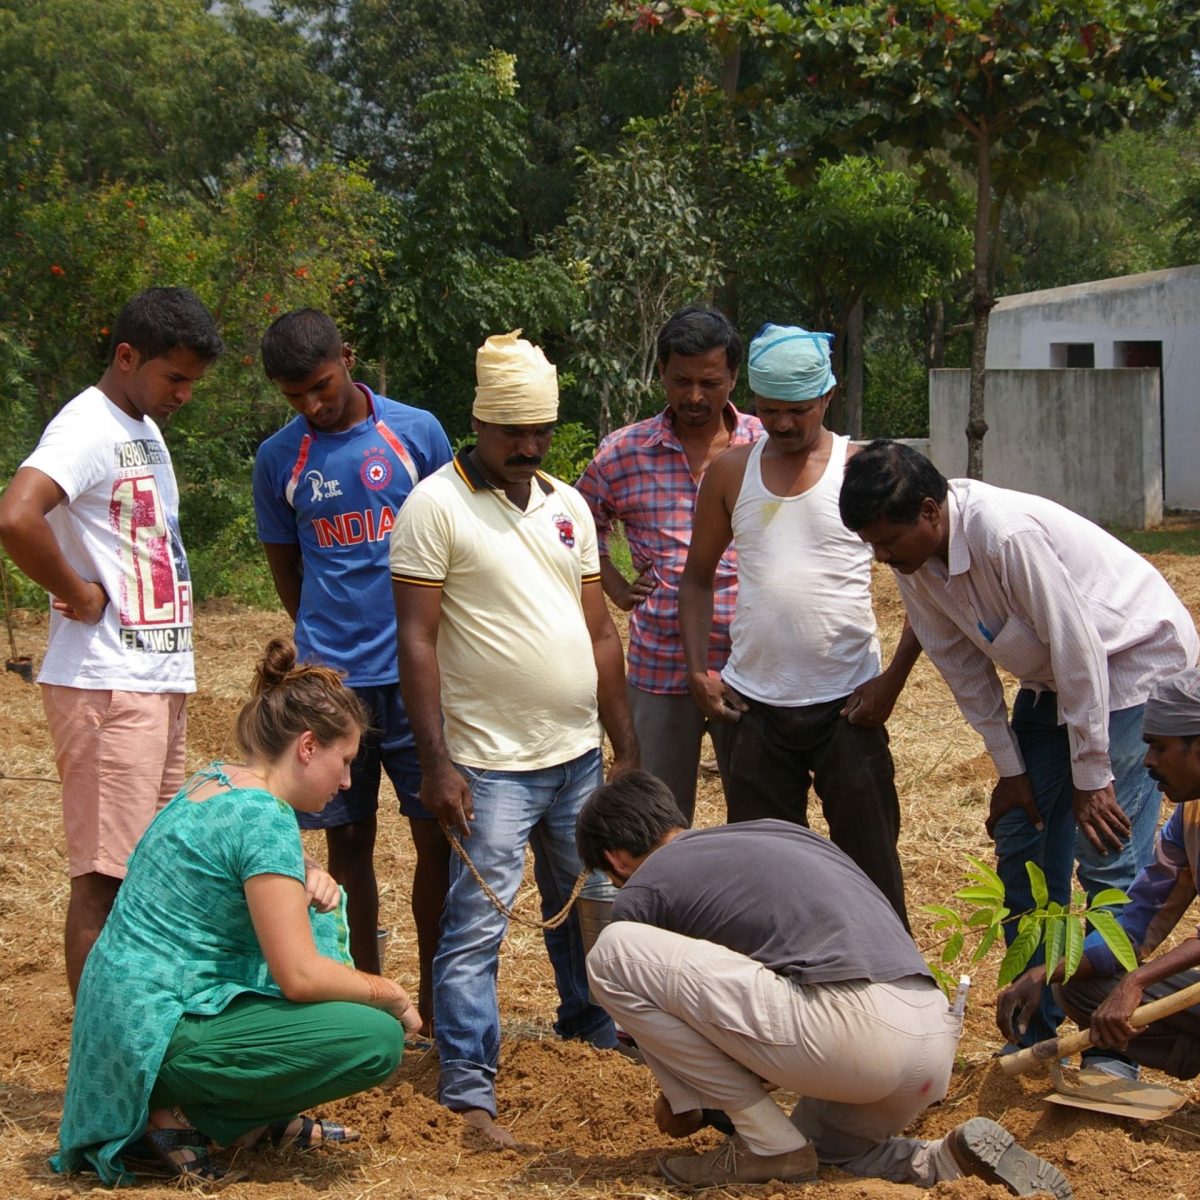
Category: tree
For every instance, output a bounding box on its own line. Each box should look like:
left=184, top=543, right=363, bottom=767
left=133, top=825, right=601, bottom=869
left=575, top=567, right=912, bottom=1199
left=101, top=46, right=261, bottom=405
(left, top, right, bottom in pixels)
left=0, top=0, right=329, bottom=200
left=733, top=155, right=970, bottom=434
left=346, top=51, right=580, bottom=435
left=618, top=0, right=1200, bottom=475
left=555, top=114, right=728, bottom=435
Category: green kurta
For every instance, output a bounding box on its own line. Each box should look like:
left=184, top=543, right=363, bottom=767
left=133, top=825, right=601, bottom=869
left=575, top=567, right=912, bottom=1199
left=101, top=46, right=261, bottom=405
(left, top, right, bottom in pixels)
left=52, top=768, right=352, bottom=1185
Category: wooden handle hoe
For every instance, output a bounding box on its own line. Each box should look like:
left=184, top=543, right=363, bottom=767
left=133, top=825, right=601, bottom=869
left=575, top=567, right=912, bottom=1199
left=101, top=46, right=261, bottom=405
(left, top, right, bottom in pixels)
left=1000, top=977, right=1200, bottom=1076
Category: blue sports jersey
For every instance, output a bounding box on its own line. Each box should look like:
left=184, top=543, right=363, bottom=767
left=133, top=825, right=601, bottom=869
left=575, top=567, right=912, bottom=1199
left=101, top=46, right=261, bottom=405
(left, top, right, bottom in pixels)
left=253, top=385, right=452, bottom=685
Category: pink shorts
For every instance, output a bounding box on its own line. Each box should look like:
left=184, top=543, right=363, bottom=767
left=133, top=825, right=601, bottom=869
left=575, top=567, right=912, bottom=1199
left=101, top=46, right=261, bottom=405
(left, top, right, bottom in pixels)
left=40, top=685, right=188, bottom=879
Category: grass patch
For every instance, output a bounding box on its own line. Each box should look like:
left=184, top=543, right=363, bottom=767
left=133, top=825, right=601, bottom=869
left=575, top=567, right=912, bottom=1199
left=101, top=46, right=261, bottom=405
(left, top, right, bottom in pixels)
left=1111, top=528, right=1200, bottom=556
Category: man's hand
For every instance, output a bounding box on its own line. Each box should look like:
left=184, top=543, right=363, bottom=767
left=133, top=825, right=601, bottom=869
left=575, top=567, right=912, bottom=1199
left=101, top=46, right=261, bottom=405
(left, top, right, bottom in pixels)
left=421, top=761, right=474, bottom=838
left=607, top=750, right=639, bottom=782
left=1088, top=974, right=1143, bottom=1052
left=986, top=774, right=1043, bottom=840
left=996, top=967, right=1046, bottom=1043
left=51, top=580, right=109, bottom=624
left=840, top=673, right=902, bottom=727
left=611, top=562, right=657, bottom=612
left=1073, top=783, right=1131, bottom=855
left=688, top=670, right=749, bottom=723
left=303, top=862, right=341, bottom=913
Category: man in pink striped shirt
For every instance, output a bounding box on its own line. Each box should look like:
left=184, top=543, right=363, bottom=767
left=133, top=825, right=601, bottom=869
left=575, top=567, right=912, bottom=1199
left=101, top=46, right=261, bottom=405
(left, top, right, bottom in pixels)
left=577, top=309, right=762, bottom=820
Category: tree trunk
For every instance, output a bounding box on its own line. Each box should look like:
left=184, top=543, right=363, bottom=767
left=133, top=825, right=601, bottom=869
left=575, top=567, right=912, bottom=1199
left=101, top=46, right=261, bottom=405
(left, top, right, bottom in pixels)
left=923, top=297, right=945, bottom=370
left=843, top=296, right=864, bottom=439
left=966, top=128, right=994, bottom=480
left=377, top=354, right=388, bottom=397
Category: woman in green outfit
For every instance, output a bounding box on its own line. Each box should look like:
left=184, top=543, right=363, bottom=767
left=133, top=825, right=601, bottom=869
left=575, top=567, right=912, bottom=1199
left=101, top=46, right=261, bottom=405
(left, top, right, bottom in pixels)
left=52, top=638, right=422, bottom=1186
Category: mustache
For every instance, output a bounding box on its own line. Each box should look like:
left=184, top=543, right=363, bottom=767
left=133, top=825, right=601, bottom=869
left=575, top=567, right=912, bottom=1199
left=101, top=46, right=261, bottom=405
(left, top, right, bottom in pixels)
left=504, top=455, right=542, bottom=467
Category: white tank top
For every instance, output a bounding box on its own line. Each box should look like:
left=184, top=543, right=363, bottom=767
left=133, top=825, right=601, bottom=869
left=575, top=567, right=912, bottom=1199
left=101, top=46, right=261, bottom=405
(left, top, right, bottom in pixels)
left=722, top=434, right=881, bottom=705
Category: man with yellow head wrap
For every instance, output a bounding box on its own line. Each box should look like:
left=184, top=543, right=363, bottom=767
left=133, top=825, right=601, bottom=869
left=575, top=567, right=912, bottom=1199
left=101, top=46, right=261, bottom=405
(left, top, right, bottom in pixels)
left=390, top=331, right=639, bottom=1145
left=679, top=324, right=920, bottom=927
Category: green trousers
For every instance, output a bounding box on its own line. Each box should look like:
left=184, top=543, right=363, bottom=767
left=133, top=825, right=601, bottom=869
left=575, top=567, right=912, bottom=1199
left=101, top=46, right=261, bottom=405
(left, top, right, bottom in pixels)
left=148, top=993, right=404, bottom=1145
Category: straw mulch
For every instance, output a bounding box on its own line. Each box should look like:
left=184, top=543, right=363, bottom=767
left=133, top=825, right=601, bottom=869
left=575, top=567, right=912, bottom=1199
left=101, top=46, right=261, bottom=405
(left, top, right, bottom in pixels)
left=2, top=557, right=1200, bottom=1199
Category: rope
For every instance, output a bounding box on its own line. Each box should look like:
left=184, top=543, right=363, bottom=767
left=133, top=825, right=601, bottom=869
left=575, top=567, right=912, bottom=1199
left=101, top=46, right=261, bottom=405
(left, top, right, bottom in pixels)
left=445, top=828, right=587, bottom=929
left=0, top=770, right=59, bottom=785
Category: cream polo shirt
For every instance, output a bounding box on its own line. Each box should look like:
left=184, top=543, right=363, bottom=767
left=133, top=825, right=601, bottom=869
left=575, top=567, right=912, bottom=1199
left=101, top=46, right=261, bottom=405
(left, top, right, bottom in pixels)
left=389, top=449, right=603, bottom=770
left=894, top=479, right=1199, bottom=790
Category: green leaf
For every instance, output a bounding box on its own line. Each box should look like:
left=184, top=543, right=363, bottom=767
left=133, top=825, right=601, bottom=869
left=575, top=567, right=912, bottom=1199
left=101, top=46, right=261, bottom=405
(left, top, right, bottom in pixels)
left=1087, top=911, right=1138, bottom=974
left=972, top=923, right=1000, bottom=962
left=1063, top=915, right=1084, bottom=981
left=965, top=855, right=1004, bottom=892
left=1088, top=888, right=1131, bottom=909
left=967, top=908, right=996, bottom=927
left=1043, top=912, right=1065, bottom=982
left=1026, top=861, right=1049, bottom=909
left=998, top=918, right=1043, bottom=986
left=942, top=931, right=965, bottom=963
left=955, top=885, right=1004, bottom=904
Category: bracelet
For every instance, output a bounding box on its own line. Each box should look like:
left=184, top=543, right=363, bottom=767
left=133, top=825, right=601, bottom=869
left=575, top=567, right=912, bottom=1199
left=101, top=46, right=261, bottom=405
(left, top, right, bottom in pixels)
left=355, top=970, right=391, bottom=1006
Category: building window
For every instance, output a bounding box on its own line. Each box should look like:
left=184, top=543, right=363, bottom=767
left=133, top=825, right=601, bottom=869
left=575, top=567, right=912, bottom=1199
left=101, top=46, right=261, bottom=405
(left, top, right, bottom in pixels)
left=1049, top=342, right=1095, bottom=368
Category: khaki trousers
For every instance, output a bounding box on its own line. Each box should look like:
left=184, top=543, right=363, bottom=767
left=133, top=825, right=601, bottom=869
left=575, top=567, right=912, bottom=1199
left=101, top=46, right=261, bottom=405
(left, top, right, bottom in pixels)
left=588, top=923, right=962, bottom=1186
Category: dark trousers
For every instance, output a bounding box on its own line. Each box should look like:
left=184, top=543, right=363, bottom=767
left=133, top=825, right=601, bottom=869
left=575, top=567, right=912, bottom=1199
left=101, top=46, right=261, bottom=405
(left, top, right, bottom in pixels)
left=717, top=693, right=909, bottom=930
left=1059, top=969, right=1200, bottom=1080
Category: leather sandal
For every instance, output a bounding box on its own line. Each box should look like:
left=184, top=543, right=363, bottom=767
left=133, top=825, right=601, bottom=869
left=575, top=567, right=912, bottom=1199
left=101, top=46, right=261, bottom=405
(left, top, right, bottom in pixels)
left=267, top=1115, right=360, bottom=1150
left=144, top=1126, right=234, bottom=1185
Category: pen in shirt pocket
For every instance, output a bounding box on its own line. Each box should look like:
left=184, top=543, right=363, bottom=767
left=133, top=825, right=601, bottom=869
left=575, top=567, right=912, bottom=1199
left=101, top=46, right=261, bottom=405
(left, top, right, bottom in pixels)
left=977, top=620, right=994, bottom=643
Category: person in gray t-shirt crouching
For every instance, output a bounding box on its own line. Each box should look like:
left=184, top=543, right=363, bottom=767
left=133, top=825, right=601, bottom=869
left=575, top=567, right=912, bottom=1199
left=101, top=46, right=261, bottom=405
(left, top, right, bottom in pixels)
left=576, top=772, right=1073, bottom=1198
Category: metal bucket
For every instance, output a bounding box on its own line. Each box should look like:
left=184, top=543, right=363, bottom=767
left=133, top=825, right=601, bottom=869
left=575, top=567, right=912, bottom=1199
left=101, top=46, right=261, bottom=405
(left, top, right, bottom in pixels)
left=576, top=896, right=613, bottom=1003
left=576, top=896, right=613, bottom=955
left=376, top=927, right=390, bottom=973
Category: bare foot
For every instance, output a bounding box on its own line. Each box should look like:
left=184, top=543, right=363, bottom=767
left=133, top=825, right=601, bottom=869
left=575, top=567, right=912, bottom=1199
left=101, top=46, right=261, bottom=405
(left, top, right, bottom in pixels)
left=654, top=1093, right=705, bottom=1138
left=459, top=1108, right=518, bottom=1148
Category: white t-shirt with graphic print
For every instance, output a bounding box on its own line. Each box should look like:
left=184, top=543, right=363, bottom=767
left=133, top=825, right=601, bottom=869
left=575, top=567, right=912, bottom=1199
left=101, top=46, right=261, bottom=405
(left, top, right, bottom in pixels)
left=23, top=386, right=195, bottom=692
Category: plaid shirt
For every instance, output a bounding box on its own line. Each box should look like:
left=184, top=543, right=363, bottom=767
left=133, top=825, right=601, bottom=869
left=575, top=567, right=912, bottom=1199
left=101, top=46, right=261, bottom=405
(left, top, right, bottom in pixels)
left=576, top=404, right=763, bottom=693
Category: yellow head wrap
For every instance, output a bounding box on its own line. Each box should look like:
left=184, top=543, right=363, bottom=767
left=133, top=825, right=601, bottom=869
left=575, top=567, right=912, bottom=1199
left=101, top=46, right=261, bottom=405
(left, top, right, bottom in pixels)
left=473, top=330, right=559, bottom=424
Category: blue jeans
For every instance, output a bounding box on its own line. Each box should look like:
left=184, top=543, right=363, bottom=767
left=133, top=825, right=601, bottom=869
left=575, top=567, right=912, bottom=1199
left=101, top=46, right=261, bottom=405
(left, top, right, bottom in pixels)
left=433, top=748, right=616, bottom=1114
left=996, top=690, right=1160, bottom=1046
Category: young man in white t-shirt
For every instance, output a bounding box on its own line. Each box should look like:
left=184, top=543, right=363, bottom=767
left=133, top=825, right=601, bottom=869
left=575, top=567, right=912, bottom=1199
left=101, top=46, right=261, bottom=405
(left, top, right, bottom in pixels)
left=0, top=287, right=223, bottom=997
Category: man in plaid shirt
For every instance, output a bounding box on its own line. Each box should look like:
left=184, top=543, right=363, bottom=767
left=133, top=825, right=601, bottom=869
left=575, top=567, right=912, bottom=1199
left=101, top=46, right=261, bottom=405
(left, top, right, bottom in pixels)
left=577, top=308, right=762, bottom=820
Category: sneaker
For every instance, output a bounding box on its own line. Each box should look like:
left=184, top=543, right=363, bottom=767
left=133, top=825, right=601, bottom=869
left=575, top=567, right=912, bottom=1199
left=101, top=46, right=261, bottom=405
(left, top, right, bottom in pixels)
left=946, top=1117, right=1073, bottom=1199
left=660, top=1135, right=818, bottom=1189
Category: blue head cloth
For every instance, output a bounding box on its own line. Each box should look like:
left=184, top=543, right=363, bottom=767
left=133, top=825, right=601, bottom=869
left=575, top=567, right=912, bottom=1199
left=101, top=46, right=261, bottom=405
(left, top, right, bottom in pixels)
left=747, top=323, right=836, bottom=402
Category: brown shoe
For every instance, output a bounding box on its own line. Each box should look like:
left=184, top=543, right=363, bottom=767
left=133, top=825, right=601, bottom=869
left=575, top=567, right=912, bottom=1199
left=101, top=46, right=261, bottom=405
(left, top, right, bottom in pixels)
left=660, top=1135, right=818, bottom=1189
left=945, top=1118, right=1073, bottom=1199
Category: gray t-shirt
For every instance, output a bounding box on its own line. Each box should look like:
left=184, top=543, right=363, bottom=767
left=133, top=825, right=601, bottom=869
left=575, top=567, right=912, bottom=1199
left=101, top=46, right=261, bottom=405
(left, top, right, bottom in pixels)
left=611, top=820, right=929, bottom=986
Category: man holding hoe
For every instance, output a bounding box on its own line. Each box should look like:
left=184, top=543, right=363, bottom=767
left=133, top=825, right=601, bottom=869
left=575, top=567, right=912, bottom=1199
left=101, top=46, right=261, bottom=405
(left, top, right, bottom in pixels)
left=1000, top=667, right=1200, bottom=1080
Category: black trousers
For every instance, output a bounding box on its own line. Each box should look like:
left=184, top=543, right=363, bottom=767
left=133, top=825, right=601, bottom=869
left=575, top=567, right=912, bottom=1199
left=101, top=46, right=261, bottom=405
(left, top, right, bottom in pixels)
left=1059, top=968, right=1200, bottom=1080
left=716, top=692, right=909, bottom=930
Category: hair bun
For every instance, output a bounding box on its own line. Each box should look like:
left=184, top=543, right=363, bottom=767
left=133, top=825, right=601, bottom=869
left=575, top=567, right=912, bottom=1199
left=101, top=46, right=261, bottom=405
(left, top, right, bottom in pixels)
left=254, top=637, right=299, bottom=694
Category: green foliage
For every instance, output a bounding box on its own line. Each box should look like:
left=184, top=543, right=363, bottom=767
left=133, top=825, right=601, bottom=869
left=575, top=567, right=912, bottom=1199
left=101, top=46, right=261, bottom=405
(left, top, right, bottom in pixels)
left=923, top=856, right=1136, bottom=997
left=351, top=51, right=580, bottom=435
left=557, top=107, right=728, bottom=434
left=450, top=422, right=597, bottom=484
left=0, top=0, right=328, bottom=198
left=734, top=154, right=970, bottom=338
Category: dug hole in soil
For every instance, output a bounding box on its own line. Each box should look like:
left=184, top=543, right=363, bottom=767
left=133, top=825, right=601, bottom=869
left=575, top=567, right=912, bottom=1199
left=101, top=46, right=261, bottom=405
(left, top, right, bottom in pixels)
left=3, top=560, right=1200, bottom=1199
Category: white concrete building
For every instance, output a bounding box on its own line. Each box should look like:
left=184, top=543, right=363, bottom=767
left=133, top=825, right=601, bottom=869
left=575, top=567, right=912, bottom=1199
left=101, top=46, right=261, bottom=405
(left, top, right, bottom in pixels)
left=984, top=264, right=1200, bottom=510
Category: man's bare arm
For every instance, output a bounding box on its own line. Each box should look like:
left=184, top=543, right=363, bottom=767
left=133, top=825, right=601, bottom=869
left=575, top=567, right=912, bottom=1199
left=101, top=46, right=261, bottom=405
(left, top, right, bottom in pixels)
left=261, top=542, right=304, bottom=621
left=393, top=579, right=473, bottom=836
left=678, top=451, right=747, bottom=722
left=582, top=580, right=639, bottom=777
left=0, top=467, right=107, bottom=623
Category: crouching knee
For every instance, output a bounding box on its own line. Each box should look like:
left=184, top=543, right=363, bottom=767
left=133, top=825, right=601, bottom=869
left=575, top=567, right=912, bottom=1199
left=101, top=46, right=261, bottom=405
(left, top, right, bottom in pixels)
left=353, top=1008, right=406, bottom=1086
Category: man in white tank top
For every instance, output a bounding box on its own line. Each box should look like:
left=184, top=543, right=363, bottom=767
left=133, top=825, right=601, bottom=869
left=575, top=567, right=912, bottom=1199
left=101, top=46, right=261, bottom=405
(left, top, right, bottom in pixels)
left=680, top=325, right=920, bottom=926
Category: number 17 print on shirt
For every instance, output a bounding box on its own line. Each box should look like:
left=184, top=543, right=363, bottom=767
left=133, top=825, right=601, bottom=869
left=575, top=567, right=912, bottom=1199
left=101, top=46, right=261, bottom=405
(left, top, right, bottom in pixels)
left=109, top=473, right=192, bottom=655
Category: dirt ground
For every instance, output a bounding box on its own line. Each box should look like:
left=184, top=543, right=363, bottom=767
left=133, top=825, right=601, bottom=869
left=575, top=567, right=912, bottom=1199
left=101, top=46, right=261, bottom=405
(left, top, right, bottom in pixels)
left=3, top=558, right=1200, bottom=1200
